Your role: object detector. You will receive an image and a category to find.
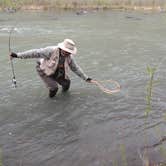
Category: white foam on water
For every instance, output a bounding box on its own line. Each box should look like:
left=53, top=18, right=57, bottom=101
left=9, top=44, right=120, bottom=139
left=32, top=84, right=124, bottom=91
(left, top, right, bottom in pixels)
left=0, top=25, right=53, bottom=36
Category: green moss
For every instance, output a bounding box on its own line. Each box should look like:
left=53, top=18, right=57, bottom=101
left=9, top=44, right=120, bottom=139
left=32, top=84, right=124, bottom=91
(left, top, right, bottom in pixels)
left=0, top=149, right=2, bottom=166
left=145, top=66, right=156, bottom=117
left=120, top=144, right=128, bottom=166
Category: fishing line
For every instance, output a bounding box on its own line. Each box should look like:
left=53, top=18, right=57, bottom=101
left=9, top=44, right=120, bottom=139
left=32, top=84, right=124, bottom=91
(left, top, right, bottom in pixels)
left=9, top=27, right=17, bottom=88
left=90, top=79, right=121, bottom=94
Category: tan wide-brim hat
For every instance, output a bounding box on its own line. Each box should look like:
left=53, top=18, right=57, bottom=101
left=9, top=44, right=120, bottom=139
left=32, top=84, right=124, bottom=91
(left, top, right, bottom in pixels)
left=58, top=39, right=77, bottom=55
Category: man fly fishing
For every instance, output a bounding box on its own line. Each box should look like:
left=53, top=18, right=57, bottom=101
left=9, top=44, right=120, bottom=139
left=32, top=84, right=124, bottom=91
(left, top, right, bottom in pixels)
left=10, top=39, right=92, bottom=98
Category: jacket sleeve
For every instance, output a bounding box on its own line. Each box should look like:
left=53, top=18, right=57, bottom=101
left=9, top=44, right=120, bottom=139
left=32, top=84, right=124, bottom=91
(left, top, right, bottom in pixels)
left=17, top=46, right=57, bottom=59
left=69, top=55, right=88, bottom=81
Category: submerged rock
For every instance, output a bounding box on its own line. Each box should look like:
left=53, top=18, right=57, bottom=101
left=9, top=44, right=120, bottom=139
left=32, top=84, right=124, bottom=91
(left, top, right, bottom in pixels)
left=76, top=10, right=88, bottom=15
left=4, top=7, right=17, bottom=13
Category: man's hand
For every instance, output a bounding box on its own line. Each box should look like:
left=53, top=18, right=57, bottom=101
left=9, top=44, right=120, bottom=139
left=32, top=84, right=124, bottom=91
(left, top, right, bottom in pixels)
left=10, top=52, right=17, bottom=59
left=86, top=77, right=92, bottom=83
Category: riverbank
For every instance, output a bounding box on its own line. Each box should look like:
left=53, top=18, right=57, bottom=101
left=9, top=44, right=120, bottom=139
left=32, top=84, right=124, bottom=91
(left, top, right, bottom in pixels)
left=0, top=5, right=165, bottom=14
left=12, top=5, right=166, bottom=12
left=0, top=0, right=166, bottom=13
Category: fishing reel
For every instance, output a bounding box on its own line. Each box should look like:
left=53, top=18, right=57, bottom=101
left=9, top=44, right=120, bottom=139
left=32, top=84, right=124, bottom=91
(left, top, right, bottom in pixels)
left=12, top=77, right=17, bottom=88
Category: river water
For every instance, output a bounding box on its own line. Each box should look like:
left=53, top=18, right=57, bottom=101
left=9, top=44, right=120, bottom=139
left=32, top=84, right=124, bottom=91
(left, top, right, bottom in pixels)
left=0, top=10, right=166, bottom=166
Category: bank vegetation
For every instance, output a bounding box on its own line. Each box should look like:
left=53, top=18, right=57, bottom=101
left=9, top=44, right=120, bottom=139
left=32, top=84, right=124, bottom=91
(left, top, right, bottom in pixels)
left=1, top=0, right=166, bottom=11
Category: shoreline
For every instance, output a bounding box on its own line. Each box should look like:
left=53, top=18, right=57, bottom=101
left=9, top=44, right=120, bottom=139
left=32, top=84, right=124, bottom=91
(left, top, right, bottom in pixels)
left=0, top=5, right=165, bottom=13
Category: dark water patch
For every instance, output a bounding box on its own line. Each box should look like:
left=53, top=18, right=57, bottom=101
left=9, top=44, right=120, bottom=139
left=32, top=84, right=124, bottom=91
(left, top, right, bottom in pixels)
left=125, top=15, right=142, bottom=20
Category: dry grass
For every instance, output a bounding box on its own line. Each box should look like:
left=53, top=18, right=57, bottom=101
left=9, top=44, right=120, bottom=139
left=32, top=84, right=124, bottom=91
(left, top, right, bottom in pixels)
left=1, top=0, right=166, bottom=11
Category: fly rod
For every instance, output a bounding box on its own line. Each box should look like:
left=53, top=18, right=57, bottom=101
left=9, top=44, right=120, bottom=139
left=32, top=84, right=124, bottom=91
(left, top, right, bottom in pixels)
left=9, top=27, right=17, bottom=88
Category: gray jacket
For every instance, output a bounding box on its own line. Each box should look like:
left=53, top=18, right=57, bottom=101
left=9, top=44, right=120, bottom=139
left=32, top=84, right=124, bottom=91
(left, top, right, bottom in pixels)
left=17, top=46, right=88, bottom=80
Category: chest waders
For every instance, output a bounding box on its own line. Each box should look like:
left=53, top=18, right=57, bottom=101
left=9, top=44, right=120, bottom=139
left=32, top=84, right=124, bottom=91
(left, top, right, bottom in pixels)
left=36, top=49, right=71, bottom=98
left=50, top=50, right=66, bottom=79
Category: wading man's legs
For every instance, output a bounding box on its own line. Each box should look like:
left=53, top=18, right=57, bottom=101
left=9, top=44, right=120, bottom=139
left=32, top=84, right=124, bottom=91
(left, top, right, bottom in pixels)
left=36, top=64, right=58, bottom=98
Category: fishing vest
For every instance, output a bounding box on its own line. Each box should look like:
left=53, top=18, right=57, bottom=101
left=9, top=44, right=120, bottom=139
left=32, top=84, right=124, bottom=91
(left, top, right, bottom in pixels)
left=40, top=48, right=71, bottom=78
left=50, top=50, right=66, bottom=79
